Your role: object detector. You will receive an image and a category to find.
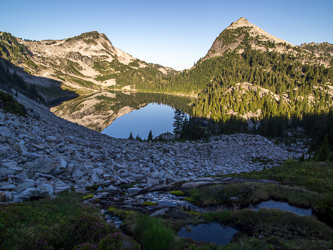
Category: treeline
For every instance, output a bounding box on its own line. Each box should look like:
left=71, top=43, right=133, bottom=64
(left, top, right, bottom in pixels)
left=174, top=109, right=333, bottom=161
left=192, top=47, right=333, bottom=119
left=102, top=42, right=333, bottom=101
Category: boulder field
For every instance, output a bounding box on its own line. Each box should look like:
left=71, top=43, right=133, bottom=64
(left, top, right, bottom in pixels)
left=0, top=94, right=308, bottom=203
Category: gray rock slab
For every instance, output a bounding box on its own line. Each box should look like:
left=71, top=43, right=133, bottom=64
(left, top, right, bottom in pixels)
left=0, top=183, right=16, bottom=191
left=76, top=187, right=86, bottom=194
left=181, top=181, right=212, bottom=189
left=147, top=177, right=159, bottom=187
left=150, top=208, right=170, bottom=217
left=127, top=188, right=142, bottom=196
left=37, top=184, right=54, bottom=196
left=45, top=136, right=57, bottom=142
left=22, top=152, right=42, bottom=158
left=0, top=127, right=11, bottom=137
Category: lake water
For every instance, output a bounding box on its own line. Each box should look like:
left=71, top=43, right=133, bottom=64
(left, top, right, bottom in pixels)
left=252, top=200, right=312, bottom=216
left=178, top=222, right=238, bottom=246
left=53, top=91, right=193, bottom=138
left=102, top=103, right=177, bottom=139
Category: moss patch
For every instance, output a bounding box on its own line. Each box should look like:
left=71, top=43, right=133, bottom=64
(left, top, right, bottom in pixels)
left=140, top=201, right=158, bottom=206
left=170, top=191, right=185, bottom=196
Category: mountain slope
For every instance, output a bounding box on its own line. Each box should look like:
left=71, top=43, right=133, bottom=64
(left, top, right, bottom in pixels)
left=0, top=31, right=176, bottom=103
left=161, top=17, right=333, bottom=120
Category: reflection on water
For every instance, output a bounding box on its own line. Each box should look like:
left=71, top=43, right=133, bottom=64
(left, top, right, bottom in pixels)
left=52, top=91, right=193, bottom=136
left=102, top=103, right=176, bottom=139
left=178, top=222, right=238, bottom=246
left=252, top=200, right=312, bottom=216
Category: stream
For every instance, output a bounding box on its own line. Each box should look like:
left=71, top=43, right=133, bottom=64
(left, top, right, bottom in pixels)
left=91, top=188, right=315, bottom=246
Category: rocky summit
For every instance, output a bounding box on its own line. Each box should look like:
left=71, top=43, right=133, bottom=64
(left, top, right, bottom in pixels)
left=0, top=93, right=307, bottom=204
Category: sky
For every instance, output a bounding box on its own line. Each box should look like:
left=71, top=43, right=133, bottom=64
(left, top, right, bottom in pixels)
left=1, top=0, right=332, bottom=71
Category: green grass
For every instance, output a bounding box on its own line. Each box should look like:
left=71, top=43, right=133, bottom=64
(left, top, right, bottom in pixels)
left=107, top=207, right=137, bottom=220
left=133, top=214, right=175, bottom=250
left=186, top=161, right=333, bottom=228
left=225, top=161, right=333, bottom=193
left=186, top=182, right=319, bottom=208
left=0, top=191, right=119, bottom=249
left=226, top=208, right=333, bottom=249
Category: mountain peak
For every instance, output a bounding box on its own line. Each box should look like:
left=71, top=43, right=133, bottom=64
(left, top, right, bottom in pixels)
left=228, top=17, right=252, bottom=28
left=204, top=17, right=293, bottom=59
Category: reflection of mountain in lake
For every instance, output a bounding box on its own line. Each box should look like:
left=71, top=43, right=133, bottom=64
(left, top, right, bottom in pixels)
left=51, top=91, right=194, bottom=132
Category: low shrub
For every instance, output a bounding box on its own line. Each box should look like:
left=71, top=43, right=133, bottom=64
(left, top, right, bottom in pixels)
left=73, top=242, right=97, bottom=250
left=173, top=238, right=219, bottom=250
left=203, top=210, right=231, bottom=223
left=97, top=232, right=140, bottom=250
left=134, top=214, right=175, bottom=250
left=108, top=207, right=137, bottom=220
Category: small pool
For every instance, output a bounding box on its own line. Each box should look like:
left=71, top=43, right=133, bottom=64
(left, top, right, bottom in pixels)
left=178, top=222, right=238, bottom=245
left=252, top=200, right=312, bottom=216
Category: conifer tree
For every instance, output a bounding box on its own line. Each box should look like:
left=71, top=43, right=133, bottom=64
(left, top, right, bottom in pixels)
left=147, top=130, right=153, bottom=141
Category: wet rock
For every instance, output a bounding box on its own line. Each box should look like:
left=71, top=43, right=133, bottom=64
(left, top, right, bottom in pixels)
left=183, top=204, right=191, bottom=211
left=150, top=208, right=170, bottom=217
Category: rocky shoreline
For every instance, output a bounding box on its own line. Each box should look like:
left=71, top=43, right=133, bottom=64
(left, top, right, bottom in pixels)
left=0, top=94, right=308, bottom=204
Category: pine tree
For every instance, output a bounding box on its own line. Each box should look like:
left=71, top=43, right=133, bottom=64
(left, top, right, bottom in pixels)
left=128, top=131, right=133, bottom=140
left=147, top=130, right=153, bottom=141
left=173, top=109, right=184, bottom=135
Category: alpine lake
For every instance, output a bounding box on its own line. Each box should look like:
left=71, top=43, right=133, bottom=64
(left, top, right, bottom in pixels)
left=52, top=90, right=194, bottom=140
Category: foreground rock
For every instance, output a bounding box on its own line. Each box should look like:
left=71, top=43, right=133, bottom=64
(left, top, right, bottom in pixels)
left=0, top=94, right=308, bottom=204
